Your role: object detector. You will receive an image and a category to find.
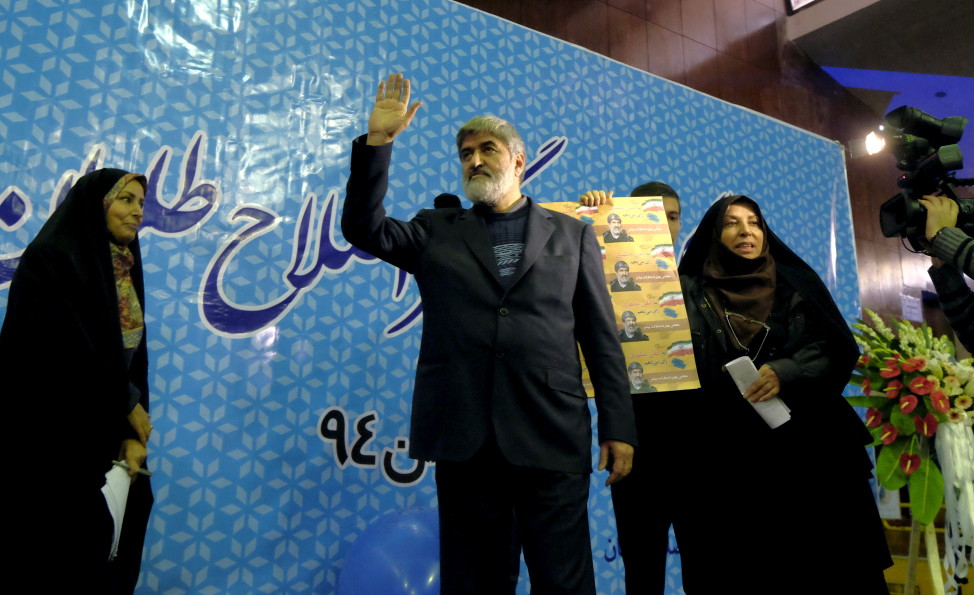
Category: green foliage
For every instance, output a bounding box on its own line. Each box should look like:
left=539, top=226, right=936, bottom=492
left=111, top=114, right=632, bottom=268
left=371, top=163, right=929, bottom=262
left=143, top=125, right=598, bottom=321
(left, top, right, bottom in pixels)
left=845, top=395, right=889, bottom=408
left=876, top=441, right=908, bottom=491
left=847, top=308, right=974, bottom=525
left=890, top=408, right=916, bottom=436
left=909, top=458, right=945, bottom=525
left=866, top=425, right=882, bottom=447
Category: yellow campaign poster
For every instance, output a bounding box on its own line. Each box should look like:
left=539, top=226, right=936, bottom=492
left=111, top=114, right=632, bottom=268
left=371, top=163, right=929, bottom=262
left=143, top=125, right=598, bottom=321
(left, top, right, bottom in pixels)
left=544, top=196, right=700, bottom=395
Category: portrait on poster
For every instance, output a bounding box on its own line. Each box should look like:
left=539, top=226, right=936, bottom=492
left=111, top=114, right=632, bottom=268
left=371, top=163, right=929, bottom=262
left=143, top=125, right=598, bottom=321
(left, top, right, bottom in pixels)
left=545, top=197, right=700, bottom=394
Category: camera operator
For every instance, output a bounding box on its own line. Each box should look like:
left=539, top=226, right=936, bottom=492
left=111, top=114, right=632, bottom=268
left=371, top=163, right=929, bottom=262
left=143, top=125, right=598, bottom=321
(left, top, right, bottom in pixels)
left=922, top=194, right=974, bottom=351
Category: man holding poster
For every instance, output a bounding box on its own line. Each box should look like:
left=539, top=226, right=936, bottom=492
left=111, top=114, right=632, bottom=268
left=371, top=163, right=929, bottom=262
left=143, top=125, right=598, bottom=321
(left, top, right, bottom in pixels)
left=578, top=183, right=692, bottom=594
left=341, top=73, right=637, bottom=595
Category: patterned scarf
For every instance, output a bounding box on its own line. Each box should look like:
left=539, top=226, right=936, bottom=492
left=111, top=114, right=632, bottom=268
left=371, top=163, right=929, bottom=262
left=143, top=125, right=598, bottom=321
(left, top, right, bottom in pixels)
left=110, top=242, right=144, bottom=349
left=104, top=173, right=145, bottom=349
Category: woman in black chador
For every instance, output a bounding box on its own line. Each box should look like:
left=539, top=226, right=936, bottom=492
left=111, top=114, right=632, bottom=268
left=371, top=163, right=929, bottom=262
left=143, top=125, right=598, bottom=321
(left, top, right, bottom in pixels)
left=622, top=195, right=891, bottom=593
left=1, top=168, right=154, bottom=593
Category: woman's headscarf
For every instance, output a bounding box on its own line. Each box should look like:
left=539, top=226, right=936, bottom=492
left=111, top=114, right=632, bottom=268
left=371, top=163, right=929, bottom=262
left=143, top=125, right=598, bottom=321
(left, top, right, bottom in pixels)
left=0, top=169, right=154, bottom=589
left=697, top=195, right=775, bottom=347
left=10, top=168, right=148, bottom=350
left=679, top=195, right=859, bottom=389
left=33, top=168, right=146, bottom=249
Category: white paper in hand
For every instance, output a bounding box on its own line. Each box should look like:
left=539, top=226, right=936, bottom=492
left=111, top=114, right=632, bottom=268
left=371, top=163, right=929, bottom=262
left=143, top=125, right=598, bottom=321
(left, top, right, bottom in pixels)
left=725, top=355, right=791, bottom=429
left=101, top=465, right=131, bottom=560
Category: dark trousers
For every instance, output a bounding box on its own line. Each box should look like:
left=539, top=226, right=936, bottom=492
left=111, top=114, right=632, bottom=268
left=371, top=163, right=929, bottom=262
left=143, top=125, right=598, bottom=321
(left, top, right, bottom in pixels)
left=610, top=456, right=672, bottom=594
left=610, top=396, right=692, bottom=595
left=435, top=440, right=595, bottom=595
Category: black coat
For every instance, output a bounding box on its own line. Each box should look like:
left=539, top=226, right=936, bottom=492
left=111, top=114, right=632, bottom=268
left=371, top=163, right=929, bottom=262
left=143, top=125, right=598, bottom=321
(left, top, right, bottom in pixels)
left=1, top=168, right=153, bottom=593
left=341, top=138, right=637, bottom=473
left=671, top=197, right=891, bottom=592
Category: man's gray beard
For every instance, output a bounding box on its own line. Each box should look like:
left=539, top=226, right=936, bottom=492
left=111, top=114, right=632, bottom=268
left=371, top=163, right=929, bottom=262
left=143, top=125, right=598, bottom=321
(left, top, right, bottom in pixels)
left=462, top=166, right=516, bottom=207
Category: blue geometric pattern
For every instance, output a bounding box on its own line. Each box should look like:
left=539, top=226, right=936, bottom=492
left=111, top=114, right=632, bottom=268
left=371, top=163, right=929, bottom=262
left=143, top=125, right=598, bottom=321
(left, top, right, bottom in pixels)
left=0, top=1, right=860, bottom=593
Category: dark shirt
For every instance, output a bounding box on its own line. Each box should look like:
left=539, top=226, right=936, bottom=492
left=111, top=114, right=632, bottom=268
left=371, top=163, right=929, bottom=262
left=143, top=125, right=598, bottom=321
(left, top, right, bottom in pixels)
left=618, top=328, right=649, bottom=342
left=630, top=381, right=657, bottom=394
left=610, top=279, right=642, bottom=292
left=603, top=229, right=635, bottom=243
left=484, top=204, right=529, bottom=290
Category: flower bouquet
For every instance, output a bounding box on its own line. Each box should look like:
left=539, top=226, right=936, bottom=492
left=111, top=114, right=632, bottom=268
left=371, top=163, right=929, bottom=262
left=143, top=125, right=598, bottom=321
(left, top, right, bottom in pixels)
left=849, top=309, right=972, bottom=521
left=849, top=309, right=974, bottom=590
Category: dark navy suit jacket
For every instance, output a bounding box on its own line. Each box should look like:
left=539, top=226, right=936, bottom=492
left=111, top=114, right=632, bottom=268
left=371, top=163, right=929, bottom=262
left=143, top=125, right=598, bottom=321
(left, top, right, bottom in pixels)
left=341, top=137, right=636, bottom=473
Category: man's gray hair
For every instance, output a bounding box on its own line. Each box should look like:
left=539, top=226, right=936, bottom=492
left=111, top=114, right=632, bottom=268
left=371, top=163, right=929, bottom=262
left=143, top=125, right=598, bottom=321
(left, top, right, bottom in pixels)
left=456, top=115, right=527, bottom=160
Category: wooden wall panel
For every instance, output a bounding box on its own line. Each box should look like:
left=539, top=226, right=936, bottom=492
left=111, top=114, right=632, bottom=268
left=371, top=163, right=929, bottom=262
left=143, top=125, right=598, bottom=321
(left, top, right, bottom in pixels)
left=452, top=0, right=917, bottom=321
left=647, top=0, right=683, bottom=34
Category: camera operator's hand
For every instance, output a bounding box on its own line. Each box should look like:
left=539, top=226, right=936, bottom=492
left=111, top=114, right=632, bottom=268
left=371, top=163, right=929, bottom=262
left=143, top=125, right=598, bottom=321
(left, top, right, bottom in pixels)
left=919, top=195, right=958, bottom=241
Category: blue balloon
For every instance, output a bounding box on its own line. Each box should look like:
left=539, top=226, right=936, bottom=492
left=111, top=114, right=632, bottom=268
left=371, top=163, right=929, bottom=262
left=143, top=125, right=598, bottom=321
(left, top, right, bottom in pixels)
left=338, top=507, right=440, bottom=595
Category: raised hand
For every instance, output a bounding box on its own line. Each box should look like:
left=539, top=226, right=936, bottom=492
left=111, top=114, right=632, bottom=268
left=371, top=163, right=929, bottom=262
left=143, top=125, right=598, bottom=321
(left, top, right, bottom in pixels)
left=579, top=190, right=613, bottom=207
left=367, top=73, right=423, bottom=146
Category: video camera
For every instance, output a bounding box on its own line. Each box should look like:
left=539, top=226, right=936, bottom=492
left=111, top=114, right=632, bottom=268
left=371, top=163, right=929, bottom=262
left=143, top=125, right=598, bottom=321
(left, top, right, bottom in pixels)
left=878, top=106, right=972, bottom=251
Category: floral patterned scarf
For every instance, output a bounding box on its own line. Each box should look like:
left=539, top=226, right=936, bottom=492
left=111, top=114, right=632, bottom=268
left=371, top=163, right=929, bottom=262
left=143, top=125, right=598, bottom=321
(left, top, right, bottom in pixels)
left=104, top=174, right=145, bottom=349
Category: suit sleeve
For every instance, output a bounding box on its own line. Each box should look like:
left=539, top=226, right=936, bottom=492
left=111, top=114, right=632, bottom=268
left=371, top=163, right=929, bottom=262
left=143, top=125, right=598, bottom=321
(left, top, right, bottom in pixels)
left=340, top=135, right=430, bottom=273
left=572, top=224, right=638, bottom=446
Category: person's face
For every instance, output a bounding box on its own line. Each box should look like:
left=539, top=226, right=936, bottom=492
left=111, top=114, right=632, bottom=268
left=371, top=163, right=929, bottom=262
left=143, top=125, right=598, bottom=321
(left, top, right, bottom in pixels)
left=459, top=133, right=523, bottom=207
left=105, top=179, right=145, bottom=245
left=615, top=265, right=630, bottom=284
left=623, top=316, right=637, bottom=333
left=628, top=366, right=644, bottom=385
left=720, top=202, right=764, bottom=259
left=663, top=196, right=681, bottom=243
left=608, top=217, right=622, bottom=236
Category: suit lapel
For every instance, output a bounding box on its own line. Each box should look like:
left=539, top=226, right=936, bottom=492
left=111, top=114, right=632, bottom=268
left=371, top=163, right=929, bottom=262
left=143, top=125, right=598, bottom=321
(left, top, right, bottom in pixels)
left=458, top=207, right=504, bottom=287
left=504, top=198, right=553, bottom=291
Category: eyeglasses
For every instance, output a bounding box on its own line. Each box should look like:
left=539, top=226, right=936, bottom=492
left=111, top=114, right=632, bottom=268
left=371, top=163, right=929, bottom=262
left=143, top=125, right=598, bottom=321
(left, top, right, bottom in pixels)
left=724, top=310, right=770, bottom=361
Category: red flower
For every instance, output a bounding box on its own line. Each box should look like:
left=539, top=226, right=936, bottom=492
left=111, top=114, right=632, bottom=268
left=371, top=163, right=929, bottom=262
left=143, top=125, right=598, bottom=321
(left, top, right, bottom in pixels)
left=899, top=394, right=918, bottom=414
left=900, top=453, right=921, bottom=475
left=909, top=376, right=934, bottom=395
left=858, top=355, right=872, bottom=367
left=884, top=380, right=903, bottom=400
left=914, top=413, right=938, bottom=437
left=862, top=378, right=872, bottom=395
left=880, top=423, right=899, bottom=445
left=901, top=358, right=926, bottom=373
left=865, top=408, right=883, bottom=428
left=930, top=391, right=950, bottom=413
left=880, top=359, right=901, bottom=378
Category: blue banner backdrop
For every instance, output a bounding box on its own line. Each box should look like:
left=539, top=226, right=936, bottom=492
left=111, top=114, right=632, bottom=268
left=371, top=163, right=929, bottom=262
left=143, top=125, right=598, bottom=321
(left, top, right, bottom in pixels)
left=0, top=1, right=860, bottom=592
